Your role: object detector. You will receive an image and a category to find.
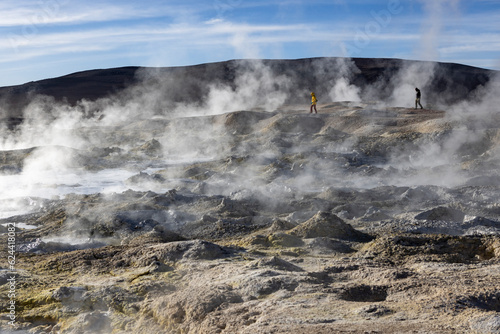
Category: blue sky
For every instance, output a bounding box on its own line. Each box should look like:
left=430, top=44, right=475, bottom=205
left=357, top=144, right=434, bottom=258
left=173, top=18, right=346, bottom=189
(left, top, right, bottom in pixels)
left=0, top=0, right=499, bottom=86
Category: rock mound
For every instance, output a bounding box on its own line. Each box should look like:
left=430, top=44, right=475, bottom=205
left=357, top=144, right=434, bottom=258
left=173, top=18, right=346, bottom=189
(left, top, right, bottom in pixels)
left=415, top=206, right=466, bottom=222
left=125, top=226, right=185, bottom=246
left=133, top=139, right=163, bottom=157
left=63, top=311, right=112, bottom=334
left=266, top=232, right=304, bottom=247
left=290, top=211, right=372, bottom=242
left=251, top=256, right=304, bottom=272
left=126, top=172, right=165, bottom=185
left=360, top=234, right=500, bottom=263
left=306, top=237, right=355, bottom=254
left=149, top=239, right=231, bottom=262
left=150, top=284, right=242, bottom=325
left=223, top=110, right=272, bottom=134
left=263, top=114, right=325, bottom=133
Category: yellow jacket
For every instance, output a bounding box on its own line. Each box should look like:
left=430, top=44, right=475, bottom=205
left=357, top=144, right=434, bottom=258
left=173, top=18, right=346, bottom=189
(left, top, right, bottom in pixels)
left=311, top=93, right=317, bottom=105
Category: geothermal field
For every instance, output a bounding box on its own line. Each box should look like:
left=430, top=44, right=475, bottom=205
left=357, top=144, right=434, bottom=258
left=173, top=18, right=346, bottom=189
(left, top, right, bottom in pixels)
left=1, top=58, right=500, bottom=333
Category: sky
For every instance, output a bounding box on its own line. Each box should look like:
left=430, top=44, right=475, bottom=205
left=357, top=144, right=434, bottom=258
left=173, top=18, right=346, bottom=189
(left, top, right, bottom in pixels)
left=0, top=0, right=499, bottom=87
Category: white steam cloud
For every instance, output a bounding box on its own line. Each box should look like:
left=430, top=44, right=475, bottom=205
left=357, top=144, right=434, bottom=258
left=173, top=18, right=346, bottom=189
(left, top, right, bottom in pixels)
left=328, top=58, right=361, bottom=102
left=388, top=61, right=436, bottom=108
left=203, top=60, right=291, bottom=114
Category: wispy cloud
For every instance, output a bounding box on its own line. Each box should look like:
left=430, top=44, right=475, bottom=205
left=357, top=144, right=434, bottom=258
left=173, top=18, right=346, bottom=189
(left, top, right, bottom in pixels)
left=0, top=1, right=192, bottom=27
left=1, top=19, right=423, bottom=65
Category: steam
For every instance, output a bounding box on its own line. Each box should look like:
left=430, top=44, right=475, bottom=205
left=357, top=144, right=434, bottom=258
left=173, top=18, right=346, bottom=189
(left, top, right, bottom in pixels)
left=202, top=60, right=291, bottom=114
left=417, top=0, right=460, bottom=61
left=0, top=59, right=298, bottom=210
left=0, top=57, right=499, bottom=222
left=328, top=58, right=361, bottom=102
left=388, top=61, right=436, bottom=107
left=386, top=71, right=500, bottom=187
left=0, top=97, right=85, bottom=150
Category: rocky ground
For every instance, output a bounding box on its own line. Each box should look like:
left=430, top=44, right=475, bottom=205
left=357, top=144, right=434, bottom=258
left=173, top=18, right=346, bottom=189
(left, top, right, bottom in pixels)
left=1, top=102, right=500, bottom=333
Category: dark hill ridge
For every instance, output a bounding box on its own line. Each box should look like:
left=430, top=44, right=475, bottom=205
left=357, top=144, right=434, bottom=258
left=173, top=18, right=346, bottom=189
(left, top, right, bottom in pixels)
left=0, top=67, right=140, bottom=112
left=0, top=58, right=496, bottom=119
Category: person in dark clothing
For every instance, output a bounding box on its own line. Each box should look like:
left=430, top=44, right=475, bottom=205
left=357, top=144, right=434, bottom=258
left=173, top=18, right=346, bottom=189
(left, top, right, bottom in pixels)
left=415, top=87, right=423, bottom=109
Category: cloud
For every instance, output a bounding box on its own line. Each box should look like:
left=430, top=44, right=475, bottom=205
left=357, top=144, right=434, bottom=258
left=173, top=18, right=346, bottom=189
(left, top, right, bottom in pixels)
left=440, top=42, right=500, bottom=55
left=1, top=22, right=318, bottom=63
left=0, top=1, right=189, bottom=27
left=204, top=18, right=224, bottom=25
left=1, top=18, right=420, bottom=62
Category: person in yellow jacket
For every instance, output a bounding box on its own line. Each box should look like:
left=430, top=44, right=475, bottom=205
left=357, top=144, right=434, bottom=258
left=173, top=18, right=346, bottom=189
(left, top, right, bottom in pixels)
left=310, top=92, right=318, bottom=114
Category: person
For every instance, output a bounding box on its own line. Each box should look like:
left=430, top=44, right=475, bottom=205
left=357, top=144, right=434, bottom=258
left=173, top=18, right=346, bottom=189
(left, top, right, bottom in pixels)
left=415, top=87, right=423, bottom=109
left=310, top=92, right=318, bottom=114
